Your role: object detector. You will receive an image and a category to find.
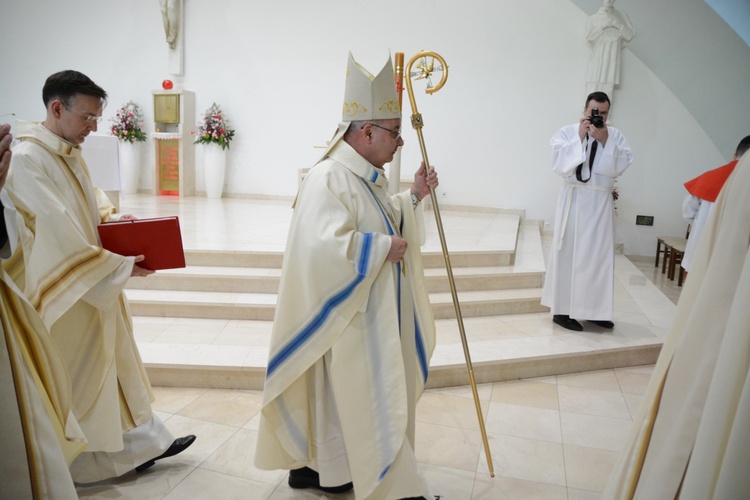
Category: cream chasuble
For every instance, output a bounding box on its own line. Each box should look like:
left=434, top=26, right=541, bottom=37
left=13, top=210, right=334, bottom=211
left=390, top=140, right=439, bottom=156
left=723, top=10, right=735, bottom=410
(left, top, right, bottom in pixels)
left=255, top=141, right=436, bottom=499
left=1, top=190, right=82, bottom=499
left=603, top=152, right=750, bottom=498
left=4, top=121, right=172, bottom=482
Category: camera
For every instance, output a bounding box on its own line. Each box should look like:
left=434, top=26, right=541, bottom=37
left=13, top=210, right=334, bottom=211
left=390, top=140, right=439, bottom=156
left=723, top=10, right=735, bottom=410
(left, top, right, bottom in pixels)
left=588, top=108, right=604, bottom=129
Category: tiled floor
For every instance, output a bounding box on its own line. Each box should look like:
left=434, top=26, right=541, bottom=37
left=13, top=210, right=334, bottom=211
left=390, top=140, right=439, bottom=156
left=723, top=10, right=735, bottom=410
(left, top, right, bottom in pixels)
left=74, top=194, right=684, bottom=499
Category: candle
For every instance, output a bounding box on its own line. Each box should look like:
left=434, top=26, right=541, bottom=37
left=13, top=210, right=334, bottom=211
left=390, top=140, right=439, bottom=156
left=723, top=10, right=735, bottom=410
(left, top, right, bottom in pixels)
left=394, top=52, right=405, bottom=106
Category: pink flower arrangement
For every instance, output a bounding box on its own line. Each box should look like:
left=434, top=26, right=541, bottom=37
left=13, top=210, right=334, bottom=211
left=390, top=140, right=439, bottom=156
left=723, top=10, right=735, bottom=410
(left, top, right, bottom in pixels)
left=193, top=102, right=235, bottom=150
left=109, top=101, right=147, bottom=143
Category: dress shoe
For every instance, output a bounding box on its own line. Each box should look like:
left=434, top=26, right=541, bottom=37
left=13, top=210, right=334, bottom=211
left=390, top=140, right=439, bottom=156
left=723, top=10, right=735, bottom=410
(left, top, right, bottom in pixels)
left=588, top=320, right=615, bottom=328
left=552, top=315, right=583, bottom=331
left=135, top=435, right=196, bottom=472
left=288, top=466, right=353, bottom=494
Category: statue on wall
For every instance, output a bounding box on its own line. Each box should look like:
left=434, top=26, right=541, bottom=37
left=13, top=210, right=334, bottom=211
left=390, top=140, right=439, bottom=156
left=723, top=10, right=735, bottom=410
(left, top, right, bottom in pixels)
left=585, top=0, right=636, bottom=97
left=160, top=0, right=179, bottom=49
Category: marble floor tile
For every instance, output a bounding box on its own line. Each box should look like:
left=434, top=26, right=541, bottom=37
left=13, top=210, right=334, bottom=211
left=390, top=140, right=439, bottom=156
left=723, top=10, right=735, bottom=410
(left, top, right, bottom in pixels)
left=151, top=386, right=211, bottom=414
left=563, top=444, right=620, bottom=492
left=485, top=402, right=562, bottom=443
left=613, top=367, right=654, bottom=395
left=416, top=391, right=490, bottom=430
left=177, top=388, right=264, bottom=428
left=560, top=411, right=633, bottom=451
left=199, top=428, right=287, bottom=486
left=471, top=474, right=568, bottom=500
left=490, top=379, right=560, bottom=410
left=162, top=467, right=278, bottom=500
left=480, top=433, right=566, bottom=486
left=567, top=487, right=603, bottom=500
left=415, top=421, right=484, bottom=471
left=557, top=385, right=631, bottom=420
left=75, top=463, right=195, bottom=499
left=419, top=463, right=476, bottom=500
left=556, top=369, right=622, bottom=391
left=623, top=392, right=645, bottom=419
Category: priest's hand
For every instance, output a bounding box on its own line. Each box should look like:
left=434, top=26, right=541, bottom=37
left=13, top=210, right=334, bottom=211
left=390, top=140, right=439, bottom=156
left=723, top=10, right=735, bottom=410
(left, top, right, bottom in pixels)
left=0, top=123, right=12, bottom=189
left=387, top=235, right=408, bottom=263
left=120, top=214, right=138, bottom=221
left=131, top=255, right=155, bottom=277
left=412, top=161, right=437, bottom=202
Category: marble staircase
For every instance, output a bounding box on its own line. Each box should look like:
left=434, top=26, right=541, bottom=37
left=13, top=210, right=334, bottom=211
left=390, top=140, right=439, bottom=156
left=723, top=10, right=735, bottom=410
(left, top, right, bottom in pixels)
left=125, top=249, right=547, bottom=322
left=120, top=195, right=667, bottom=392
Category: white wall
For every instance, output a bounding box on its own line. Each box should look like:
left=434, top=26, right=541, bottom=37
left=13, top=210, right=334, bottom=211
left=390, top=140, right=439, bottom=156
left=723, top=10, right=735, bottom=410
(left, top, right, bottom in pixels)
left=0, top=0, right=739, bottom=257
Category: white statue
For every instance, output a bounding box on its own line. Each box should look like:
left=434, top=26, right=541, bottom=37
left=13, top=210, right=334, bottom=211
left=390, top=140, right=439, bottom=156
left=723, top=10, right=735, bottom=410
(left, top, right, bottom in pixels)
left=586, top=0, right=636, bottom=96
left=160, top=0, right=179, bottom=49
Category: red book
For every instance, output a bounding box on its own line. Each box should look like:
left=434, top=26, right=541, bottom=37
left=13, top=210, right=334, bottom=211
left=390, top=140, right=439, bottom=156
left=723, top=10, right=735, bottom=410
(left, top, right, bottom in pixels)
left=98, top=216, right=186, bottom=271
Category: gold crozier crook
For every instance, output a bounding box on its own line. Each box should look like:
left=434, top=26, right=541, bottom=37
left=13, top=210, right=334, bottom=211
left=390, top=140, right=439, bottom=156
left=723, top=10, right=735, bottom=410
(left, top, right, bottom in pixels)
left=404, top=51, right=495, bottom=477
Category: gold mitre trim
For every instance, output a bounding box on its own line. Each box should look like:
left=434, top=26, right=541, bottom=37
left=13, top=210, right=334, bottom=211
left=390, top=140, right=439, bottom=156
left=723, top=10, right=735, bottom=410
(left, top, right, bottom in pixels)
left=342, top=51, right=401, bottom=121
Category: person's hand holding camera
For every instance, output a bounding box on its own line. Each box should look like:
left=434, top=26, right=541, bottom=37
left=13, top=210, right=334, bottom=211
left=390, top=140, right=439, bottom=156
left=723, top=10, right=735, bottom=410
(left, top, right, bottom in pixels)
left=578, top=108, right=608, bottom=145
left=578, top=116, right=591, bottom=141
left=588, top=117, right=609, bottom=145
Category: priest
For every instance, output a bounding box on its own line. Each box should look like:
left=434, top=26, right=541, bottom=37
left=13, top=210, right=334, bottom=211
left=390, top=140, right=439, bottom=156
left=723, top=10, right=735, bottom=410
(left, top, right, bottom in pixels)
left=3, top=70, right=195, bottom=483
left=255, top=52, right=440, bottom=499
left=1, top=122, right=81, bottom=499
left=603, top=149, right=750, bottom=499
left=541, top=91, right=633, bottom=332
left=681, top=134, right=750, bottom=272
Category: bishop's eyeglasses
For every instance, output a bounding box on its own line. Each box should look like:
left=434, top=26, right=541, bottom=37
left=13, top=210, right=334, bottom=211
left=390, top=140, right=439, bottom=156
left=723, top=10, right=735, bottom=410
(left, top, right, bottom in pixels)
left=364, top=122, right=401, bottom=140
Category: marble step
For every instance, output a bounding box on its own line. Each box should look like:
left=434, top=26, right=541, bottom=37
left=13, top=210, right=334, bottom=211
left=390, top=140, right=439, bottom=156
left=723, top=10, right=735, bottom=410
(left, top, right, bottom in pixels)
left=182, top=249, right=515, bottom=268
left=125, top=287, right=548, bottom=321
left=126, top=265, right=543, bottom=294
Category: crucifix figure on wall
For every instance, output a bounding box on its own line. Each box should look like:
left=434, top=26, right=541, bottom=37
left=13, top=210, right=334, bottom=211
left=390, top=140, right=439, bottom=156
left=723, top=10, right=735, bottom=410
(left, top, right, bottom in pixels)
left=159, top=0, right=184, bottom=75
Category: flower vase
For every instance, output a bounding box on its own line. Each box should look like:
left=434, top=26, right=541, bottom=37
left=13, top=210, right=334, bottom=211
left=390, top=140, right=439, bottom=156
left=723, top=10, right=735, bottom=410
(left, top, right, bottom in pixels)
left=118, top=141, right=141, bottom=195
left=204, top=146, right=227, bottom=199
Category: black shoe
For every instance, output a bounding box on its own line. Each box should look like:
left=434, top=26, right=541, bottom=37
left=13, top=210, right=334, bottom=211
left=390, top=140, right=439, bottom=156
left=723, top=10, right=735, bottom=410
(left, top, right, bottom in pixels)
left=588, top=320, right=615, bottom=328
left=553, top=315, right=583, bottom=332
left=288, top=466, right=353, bottom=494
left=135, top=435, right=196, bottom=473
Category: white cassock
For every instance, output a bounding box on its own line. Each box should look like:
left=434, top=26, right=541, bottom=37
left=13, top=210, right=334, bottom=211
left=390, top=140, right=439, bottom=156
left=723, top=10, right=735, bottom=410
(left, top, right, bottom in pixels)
left=681, top=194, right=711, bottom=272
left=254, top=140, right=437, bottom=499
left=541, top=123, right=633, bottom=321
left=4, top=121, right=173, bottom=483
left=603, top=152, right=750, bottom=498
left=1, top=189, right=83, bottom=499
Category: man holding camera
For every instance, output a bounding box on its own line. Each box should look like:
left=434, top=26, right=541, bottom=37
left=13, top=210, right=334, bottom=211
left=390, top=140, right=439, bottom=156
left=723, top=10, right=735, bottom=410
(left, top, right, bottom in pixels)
left=541, top=91, right=633, bottom=332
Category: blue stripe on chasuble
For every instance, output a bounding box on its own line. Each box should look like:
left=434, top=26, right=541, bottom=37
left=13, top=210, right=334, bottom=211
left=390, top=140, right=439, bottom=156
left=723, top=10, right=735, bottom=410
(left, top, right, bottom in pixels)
left=266, top=233, right=374, bottom=378
left=379, top=463, right=391, bottom=481
left=361, top=182, right=428, bottom=381
left=414, top=316, right=429, bottom=383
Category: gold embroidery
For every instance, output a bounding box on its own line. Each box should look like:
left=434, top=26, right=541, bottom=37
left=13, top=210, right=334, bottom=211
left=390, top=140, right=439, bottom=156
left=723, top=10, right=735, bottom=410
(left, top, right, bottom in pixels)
left=378, top=100, right=400, bottom=115
left=343, top=101, right=368, bottom=117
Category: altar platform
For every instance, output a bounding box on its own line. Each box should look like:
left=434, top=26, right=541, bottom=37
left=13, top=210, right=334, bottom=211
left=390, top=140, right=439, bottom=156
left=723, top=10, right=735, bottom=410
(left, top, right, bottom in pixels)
left=120, top=194, right=673, bottom=390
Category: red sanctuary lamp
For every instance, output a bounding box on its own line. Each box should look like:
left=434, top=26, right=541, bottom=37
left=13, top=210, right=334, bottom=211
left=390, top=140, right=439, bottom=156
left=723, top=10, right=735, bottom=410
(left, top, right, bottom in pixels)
left=162, top=79, right=173, bottom=90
